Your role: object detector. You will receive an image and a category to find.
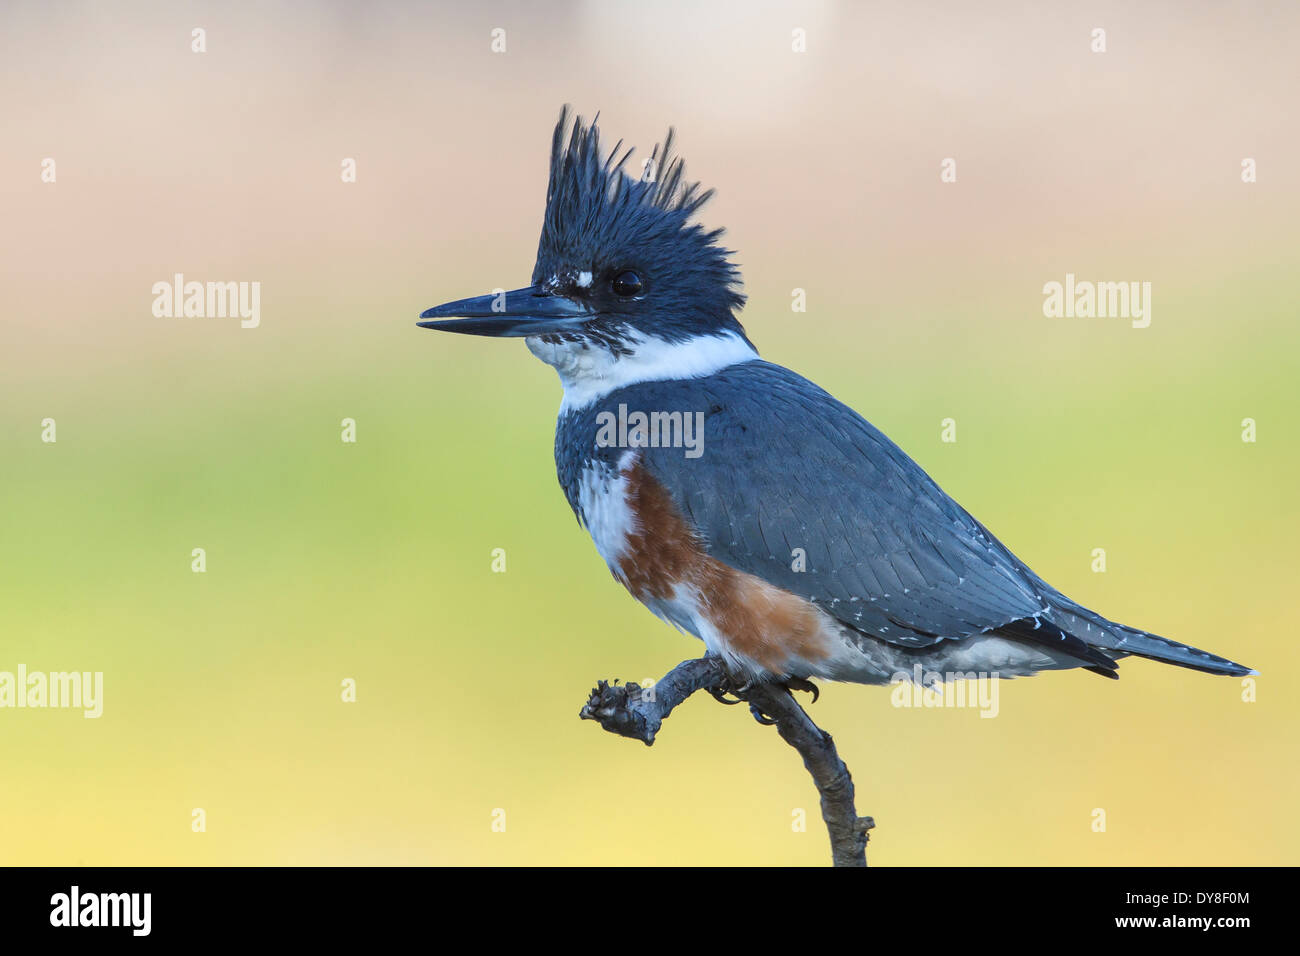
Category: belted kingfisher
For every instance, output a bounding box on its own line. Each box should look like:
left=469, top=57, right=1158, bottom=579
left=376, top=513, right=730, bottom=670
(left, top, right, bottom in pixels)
left=418, top=107, right=1254, bottom=688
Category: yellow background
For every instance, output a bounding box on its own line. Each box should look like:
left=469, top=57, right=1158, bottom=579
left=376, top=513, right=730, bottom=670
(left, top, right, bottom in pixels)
left=1, top=0, right=1296, bottom=865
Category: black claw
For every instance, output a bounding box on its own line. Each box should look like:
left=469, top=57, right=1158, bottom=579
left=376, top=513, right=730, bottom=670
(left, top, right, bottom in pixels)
left=785, top=677, right=820, bottom=704
left=708, top=686, right=744, bottom=706
left=749, top=703, right=777, bottom=725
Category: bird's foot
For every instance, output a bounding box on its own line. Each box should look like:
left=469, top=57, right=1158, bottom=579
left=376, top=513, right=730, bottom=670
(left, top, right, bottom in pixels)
left=707, top=685, right=745, bottom=706
left=709, top=671, right=757, bottom=706
left=710, top=675, right=778, bottom=726
left=706, top=671, right=823, bottom=725
left=740, top=677, right=820, bottom=726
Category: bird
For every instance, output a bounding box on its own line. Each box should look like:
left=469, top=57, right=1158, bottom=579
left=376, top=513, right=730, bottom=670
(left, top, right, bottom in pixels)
left=417, top=106, right=1254, bottom=691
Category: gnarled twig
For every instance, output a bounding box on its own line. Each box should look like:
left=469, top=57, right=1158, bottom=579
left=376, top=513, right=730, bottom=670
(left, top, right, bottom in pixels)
left=580, top=656, right=875, bottom=866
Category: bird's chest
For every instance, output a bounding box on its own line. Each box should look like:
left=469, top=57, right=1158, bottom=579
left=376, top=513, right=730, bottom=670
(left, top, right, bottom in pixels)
left=553, top=415, right=834, bottom=678
left=556, top=411, right=697, bottom=616
left=565, top=452, right=710, bottom=641
left=555, top=404, right=694, bottom=580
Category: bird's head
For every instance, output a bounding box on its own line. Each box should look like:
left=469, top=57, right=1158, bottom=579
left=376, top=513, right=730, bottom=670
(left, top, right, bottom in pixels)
left=419, top=107, right=756, bottom=405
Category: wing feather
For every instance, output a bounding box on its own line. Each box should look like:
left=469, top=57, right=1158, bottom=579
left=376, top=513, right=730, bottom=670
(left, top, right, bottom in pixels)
left=623, top=361, right=1049, bottom=648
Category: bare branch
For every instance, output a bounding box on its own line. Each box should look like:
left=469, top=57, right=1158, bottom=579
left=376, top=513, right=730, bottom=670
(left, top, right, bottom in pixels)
left=579, top=657, right=727, bottom=745
left=743, top=681, right=874, bottom=867
left=579, top=656, right=875, bottom=866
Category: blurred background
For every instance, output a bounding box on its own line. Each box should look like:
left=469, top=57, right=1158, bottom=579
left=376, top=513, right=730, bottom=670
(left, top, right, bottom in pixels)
left=1, top=0, right=1296, bottom=865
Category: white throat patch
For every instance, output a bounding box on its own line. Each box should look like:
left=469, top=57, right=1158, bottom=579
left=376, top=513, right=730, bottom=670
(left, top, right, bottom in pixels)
left=528, top=330, right=758, bottom=412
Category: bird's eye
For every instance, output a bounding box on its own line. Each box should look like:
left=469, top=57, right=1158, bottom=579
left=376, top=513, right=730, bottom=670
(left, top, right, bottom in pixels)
left=612, top=270, right=643, bottom=297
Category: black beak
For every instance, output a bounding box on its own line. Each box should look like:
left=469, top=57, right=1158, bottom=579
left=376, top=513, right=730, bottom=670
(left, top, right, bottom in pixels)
left=417, top=285, right=593, bottom=337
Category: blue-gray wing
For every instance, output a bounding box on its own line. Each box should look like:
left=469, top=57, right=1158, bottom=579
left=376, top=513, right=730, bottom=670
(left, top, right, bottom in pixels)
left=626, top=360, right=1050, bottom=647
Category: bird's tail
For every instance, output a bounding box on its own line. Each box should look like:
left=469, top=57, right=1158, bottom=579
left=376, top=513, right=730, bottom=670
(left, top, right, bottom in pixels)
left=1044, top=601, right=1256, bottom=678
